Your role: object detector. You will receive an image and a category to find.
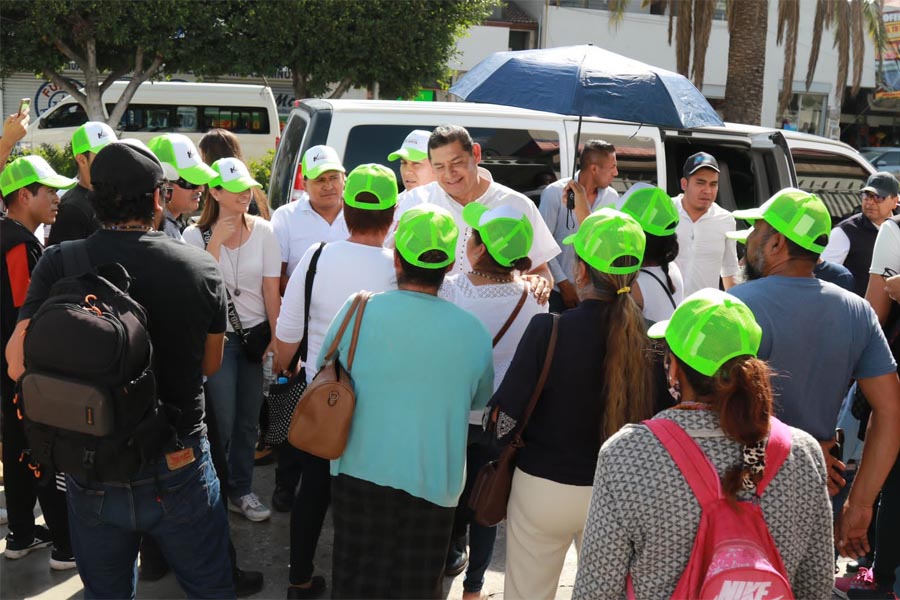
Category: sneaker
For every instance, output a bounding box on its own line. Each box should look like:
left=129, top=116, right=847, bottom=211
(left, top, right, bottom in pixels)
left=4, top=525, right=52, bottom=559
left=229, top=493, right=271, bottom=522
left=834, top=567, right=897, bottom=599
left=49, top=546, right=77, bottom=571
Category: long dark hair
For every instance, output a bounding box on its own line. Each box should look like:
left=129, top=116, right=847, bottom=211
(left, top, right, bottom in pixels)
left=643, top=232, right=679, bottom=293
left=677, top=354, right=775, bottom=502
left=581, top=258, right=655, bottom=439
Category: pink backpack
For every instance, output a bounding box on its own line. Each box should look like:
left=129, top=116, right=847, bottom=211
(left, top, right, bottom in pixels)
left=639, top=417, right=795, bottom=600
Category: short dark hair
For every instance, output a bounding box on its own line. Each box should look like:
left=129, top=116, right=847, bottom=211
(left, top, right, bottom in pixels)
left=395, top=248, right=448, bottom=288
left=343, top=192, right=395, bottom=235
left=2, top=182, right=42, bottom=207
left=579, top=140, right=616, bottom=169
left=428, top=125, right=474, bottom=159
left=90, top=180, right=160, bottom=225
left=784, top=235, right=821, bottom=262
left=643, top=233, right=680, bottom=293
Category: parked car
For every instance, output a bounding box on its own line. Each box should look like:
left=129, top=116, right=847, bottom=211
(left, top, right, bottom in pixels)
left=860, top=147, right=900, bottom=175
left=22, top=81, right=280, bottom=160
left=268, top=99, right=873, bottom=226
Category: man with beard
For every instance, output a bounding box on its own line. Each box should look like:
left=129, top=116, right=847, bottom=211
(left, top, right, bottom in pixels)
left=727, top=188, right=900, bottom=563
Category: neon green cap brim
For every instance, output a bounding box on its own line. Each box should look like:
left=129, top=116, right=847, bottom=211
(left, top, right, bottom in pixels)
left=305, top=163, right=345, bottom=180
left=388, top=148, right=428, bottom=162
left=219, top=176, right=261, bottom=193
left=178, top=162, right=217, bottom=185
left=38, top=173, right=78, bottom=191
left=731, top=207, right=765, bottom=221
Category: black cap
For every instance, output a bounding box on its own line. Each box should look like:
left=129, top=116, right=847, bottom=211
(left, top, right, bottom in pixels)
left=861, top=171, right=900, bottom=198
left=90, top=141, right=163, bottom=195
left=683, top=152, right=720, bottom=177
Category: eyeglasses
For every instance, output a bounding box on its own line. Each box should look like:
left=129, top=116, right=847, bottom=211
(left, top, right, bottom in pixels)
left=861, top=191, right=887, bottom=203
left=158, top=183, right=173, bottom=203
left=883, top=267, right=898, bottom=281
left=174, top=178, right=202, bottom=190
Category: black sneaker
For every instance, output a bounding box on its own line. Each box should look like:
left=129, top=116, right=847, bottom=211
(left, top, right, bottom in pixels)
left=4, top=525, right=53, bottom=559
left=49, top=546, right=77, bottom=571
left=271, top=484, right=294, bottom=513
left=286, top=575, right=326, bottom=599
left=235, top=568, right=264, bottom=597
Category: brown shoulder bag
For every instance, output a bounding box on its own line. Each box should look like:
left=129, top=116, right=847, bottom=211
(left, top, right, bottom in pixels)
left=468, top=313, right=559, bottom=527
left=287, top=291, right=372, bottom=460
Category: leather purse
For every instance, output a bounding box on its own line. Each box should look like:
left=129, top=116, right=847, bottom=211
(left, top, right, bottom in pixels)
left=287, top=291, right=372, bottom=460
left=468, top=313, right=559, bottom=527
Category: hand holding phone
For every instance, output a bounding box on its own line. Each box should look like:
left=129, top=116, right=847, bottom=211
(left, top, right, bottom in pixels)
left=18, top=98, right=30, bottom=117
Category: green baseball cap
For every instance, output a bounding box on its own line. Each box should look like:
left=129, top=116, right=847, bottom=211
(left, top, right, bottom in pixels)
left=562, top=207, right=645, bottom=275
left=147, top=134, right=216, bottom=185
left=71, top=121, right=117, bottom=156
left=619, top=185, right=679, bottom=237
left=209, top=157, right=261, bottom=192
left=387, top=130, right=430, bottom=162
left=462, top=201, right=533, bottom=267
left=343, top=163, right=398, bottom=209
left=302, top=145, right=345, bottom=180
left=395, top=205, right=459, bottom=269
left=726, top=188, right=830, bottom=253
left=647, top=288, right=762, bottom=377
left=1, top=155, right=77, bottom=197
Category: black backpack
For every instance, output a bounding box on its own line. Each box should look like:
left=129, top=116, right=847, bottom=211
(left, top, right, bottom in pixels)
left=19, top=240, right=175, bottom=481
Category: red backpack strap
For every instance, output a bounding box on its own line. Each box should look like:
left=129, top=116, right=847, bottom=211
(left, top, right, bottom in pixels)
left=755, top=417, right=792, bottom=497
left=644, top=419, right=722, bottom=506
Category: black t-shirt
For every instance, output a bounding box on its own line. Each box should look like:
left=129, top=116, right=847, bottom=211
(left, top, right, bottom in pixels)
left=47, top=184, right=100, bottom=245
left=1, top=218, right=43, bottom=400
left=19, top=230, right=227, bottom=437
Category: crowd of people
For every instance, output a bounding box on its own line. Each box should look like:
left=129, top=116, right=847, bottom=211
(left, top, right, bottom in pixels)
left=0, top=104, right=899, bottom=600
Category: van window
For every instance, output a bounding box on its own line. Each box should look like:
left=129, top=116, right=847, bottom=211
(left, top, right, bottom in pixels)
left=792, top=149, right=870, bottom=224
left=344, top=125, right=561, bottom=200
left=203, top=107, right=269, bottom=134
left=576, top=133, right=658, bottom=195
left=109, top=104, right=270, bottom=134
left=38, top=103, right=88, bottom=129
left=269, top=114, right=308, bottom=208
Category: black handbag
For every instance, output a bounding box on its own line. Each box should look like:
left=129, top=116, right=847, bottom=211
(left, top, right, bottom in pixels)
left=241, top=321, right=271, bottom=362
left=263, top=242, right=325, bottom=445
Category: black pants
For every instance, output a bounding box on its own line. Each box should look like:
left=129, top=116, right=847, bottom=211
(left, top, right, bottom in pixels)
left=276, top=441, right=305, bottom=493
left=874, top=454, right=900, bottom=588
left=289, top=450, right=331, bottom=584
left=1, top=375, right=70, bottom=553
left=331, top=474, right=454, bottom=599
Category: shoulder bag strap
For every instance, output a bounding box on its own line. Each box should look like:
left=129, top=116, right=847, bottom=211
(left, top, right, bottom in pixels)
left=202, top=226, right=244, bottom=337
left=643, top=418, right=722, bottom=505
left=640, top=268, right=677, bottom=310
left=297, top=242, right=326, bottom=365
left=510, top=313, right=559, bottom=447
left=493, top=288, right=529, bottom=348
left=321, top=293, right=366, bottom=363
left=345, top=291, right=372, bottom=371
left=756, top=417, right=793, bottom=496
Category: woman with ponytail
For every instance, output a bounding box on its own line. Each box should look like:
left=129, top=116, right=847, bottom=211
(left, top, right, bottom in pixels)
left=490, top=208, right=654, bottom=599
left=573, top=289, right=834, bottom=599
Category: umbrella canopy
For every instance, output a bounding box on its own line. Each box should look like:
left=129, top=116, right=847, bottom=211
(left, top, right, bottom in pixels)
left=450, top=45, right=723, bottom=130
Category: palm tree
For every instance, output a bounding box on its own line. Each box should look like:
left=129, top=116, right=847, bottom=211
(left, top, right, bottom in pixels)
left=608, top=0, right=886, bottom=126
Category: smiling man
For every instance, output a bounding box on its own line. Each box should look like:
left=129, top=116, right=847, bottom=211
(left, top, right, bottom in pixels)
left=673, top=152, right=740, bottom=295
left=395, top=125, right=559, bottom=287
left=0, top=155, right=76, bottom=570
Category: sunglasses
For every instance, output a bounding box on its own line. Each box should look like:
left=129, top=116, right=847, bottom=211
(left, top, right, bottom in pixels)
left=173, top=178, right=202, bottom=190
left=157, top=183, right=173, bottom=203
left=860, top=191, right=888, bottom=203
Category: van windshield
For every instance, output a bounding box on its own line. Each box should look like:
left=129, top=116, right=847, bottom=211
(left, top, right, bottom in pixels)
left=38, top=103, right=88, bottom=129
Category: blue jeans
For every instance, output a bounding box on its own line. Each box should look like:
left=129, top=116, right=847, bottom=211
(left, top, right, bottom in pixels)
left=66, top=437, right=234, bottom=599
left=204, top=333, right=264, bottom=499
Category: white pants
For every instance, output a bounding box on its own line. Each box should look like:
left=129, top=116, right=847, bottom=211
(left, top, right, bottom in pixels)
left=504, top=468, right=593, bottom=600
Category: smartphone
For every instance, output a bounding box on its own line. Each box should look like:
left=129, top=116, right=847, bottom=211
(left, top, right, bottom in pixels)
left=829, top=427, right=844, bottom=462
left=566, top=188, right=575, bottom=210
left=18, top=98, right=30, bottom=116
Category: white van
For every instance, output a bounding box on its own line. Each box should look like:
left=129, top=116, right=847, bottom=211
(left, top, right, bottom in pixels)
left=269, top=99, right=872, bottom=224
left=23, top=81, right=280, bottom=160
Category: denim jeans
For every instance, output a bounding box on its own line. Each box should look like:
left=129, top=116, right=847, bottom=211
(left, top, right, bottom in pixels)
left=66, top=437, right=234, bottom=599
left=204, top=333, right=264, bottom=500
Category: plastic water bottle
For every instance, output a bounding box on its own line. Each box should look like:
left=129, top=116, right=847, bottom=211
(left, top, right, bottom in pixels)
left=262, top=351, right=275, bottom=397
left=276, top=376, right=289, bottom=385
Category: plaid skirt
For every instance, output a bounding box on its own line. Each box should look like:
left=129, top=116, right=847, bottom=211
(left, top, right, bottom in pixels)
left=331, top=474, right=455, bottom=599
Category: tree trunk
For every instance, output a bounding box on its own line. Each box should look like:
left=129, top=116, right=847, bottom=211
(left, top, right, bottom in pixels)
left=722, top=0, right=768, bottom=124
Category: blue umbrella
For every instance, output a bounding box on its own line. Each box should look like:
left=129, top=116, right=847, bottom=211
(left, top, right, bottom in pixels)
left=449, top=44, right=723, bottom=130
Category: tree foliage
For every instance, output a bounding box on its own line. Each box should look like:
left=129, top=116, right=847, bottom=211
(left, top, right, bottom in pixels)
left=232, top=0, right=498, bottom=100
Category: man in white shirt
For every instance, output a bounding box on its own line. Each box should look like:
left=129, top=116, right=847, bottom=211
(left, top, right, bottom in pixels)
left=397, top=125, right=560, bottom=286
left=539, top=140, right=619, bottom=312
left=271, top=145, right=350, bottom=294
left=822, top=171, right=900, bottom=297
left=672, top=152, right=740, bottom=295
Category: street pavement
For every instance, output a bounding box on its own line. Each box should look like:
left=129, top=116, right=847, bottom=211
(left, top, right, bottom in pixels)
left=0, top=458, right=580, bottom=599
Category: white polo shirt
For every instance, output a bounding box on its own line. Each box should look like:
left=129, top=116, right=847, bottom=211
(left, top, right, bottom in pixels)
left=270, top=194, right=350, bottom=277
left=395, top=179, right=561, bottom=277
left=673, top=194, right=740, bottom=295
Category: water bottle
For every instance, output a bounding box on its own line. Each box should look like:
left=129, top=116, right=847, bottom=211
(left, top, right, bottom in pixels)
left=262, top=351, right=275, bottom=397
left=276, top=376, right=289, bottom=385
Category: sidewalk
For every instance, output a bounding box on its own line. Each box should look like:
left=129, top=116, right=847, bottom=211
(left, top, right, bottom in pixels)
left=0, top=460, right=579, bottom=599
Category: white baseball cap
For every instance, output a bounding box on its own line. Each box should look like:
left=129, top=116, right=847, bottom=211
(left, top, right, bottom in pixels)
left=71, top=121, right=117, bottom=156
left=388, top=130, right=430, bottom=162
left=147, top=134, right=216, bottom=184
left=302, top=145, right=345, bottom=180
left=209, top=157, right=261, bottom=192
